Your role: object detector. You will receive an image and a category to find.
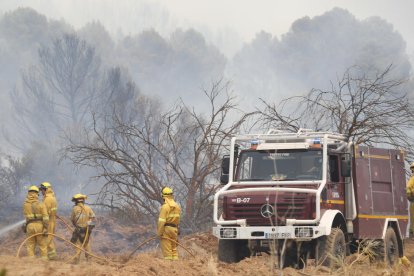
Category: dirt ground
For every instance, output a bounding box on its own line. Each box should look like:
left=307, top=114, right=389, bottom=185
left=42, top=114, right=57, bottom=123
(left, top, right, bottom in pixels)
left=1, top=218, right=414, bottom=276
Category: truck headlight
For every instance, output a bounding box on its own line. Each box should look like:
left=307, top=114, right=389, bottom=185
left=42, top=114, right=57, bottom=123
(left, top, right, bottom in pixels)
left=220, top=228, right=237, bottom=238
left=295, top=227, right=313, bottom=238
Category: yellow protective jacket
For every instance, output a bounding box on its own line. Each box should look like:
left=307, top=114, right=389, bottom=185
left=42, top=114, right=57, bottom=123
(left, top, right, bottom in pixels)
left=23, top=192, right=49, bottom=228
left=157, top=196, right=181, bottom=237
left=407, top=175, right=414, bottom=201
left=71, top=203, right=95, bottom=228
left=43, top=189, right=58, bottom=220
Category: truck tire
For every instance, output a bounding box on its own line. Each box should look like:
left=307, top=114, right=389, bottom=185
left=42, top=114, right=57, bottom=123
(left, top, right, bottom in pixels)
left=280, top=241, right=307, bottom=269
left=316, top=228, right=346, bottom=267
left=218, top=239, right=250, bottom=263
left=380, top=227, right=399, bottom=266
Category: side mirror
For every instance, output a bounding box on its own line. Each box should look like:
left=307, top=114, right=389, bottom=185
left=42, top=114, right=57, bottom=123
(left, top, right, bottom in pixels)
left=341, top=160, right=351, bottom=177
left=221, top=155, right=230, bottom=175
left=220, top=174, right=229, bottom=184
left=220, top=155, right=230, bottom=184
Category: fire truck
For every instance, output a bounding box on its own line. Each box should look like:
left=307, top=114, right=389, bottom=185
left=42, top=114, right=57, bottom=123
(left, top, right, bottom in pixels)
left=212, top=129, right=408, bottom=267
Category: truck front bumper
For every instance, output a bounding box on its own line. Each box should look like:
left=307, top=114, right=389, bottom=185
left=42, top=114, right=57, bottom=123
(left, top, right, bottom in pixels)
left=213, top=225, right=326, bottom=241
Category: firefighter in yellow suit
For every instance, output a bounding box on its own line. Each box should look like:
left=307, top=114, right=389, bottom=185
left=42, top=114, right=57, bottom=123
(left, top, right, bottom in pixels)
left=70, top=194, right=95, bottom=263
left=22, top=186, right=49, bottom=259
left=39, top=182, right=58, bottom=259
left=406, top=162, right=414, bottom=237
left=157, top=187, right=181, bottom=260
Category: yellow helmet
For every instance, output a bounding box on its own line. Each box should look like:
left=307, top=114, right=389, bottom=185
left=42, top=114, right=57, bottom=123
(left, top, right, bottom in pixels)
left=39, top=182, right=51, bottom=190
left=410, top=162, right=414, bottom=170
left=72, top=193, right=87, bottom=201
left=28, top=185, right=39, bottom=193
left=161, top=186, right=173, bottom=196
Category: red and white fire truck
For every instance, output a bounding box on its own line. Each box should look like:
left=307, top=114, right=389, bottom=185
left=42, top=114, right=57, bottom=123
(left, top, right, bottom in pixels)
left=213, top=129, right=408, bottom=267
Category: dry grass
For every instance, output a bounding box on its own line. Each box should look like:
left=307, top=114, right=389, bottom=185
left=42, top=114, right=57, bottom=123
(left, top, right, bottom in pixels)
left=203, top=238, right=414, bottom=276
left=3, top=228, right=414, bottom=275
left=206, top=254, right=219, bottom=276
left=300, top=240, right=413, bottom=276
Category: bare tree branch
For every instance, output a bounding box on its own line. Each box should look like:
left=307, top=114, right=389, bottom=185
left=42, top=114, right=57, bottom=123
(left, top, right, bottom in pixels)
left=259, top=65, right=414, bottom=158
left=64, top=80, right=255, bottom=230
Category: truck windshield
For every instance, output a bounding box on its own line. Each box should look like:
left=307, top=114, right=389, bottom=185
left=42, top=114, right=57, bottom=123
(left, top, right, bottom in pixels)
left=236, top=149, right=323, bottom=181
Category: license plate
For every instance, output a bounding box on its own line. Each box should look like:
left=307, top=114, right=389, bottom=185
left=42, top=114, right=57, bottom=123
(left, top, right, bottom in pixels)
left=265, top=232, right=292, bottom=239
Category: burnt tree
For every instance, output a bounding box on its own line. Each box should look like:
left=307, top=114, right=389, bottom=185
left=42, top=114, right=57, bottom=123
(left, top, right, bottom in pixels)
left=64, top=80, right=254, bottom=230
left=259, top=65, right=414, bottom=158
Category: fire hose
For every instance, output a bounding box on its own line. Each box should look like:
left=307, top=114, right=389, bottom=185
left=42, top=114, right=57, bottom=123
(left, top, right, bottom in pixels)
left=56, top=214, right=73, bottom=232
left=124, top=236, right=195, bottom=263
left=56, top=215, right=105, bottom=235
left=65, top=225, right=90, bottom=264
left=16, top=232, right=113, bottom=264
left=56, top=214, right=92, bottom=263
left=16, top=232, right=195, bottom=263
left=18, top=214, right=194, bottom=262
left=57, top=214, right=104, bottom=237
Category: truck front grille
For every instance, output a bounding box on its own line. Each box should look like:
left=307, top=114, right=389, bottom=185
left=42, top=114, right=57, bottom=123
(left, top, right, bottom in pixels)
left=224, top=193, right=313, bottom=226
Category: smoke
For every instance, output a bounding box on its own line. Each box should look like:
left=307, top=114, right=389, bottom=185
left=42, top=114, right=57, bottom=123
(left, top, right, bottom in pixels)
left=0, top=5, right=412, bottom=209
left=227, top=8, right=412, bottom=111
left=0, top=220, right=25, bottom=237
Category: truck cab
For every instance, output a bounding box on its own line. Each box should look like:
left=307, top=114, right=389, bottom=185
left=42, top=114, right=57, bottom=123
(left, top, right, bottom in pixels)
left=212, top=129, right=408, bottom=267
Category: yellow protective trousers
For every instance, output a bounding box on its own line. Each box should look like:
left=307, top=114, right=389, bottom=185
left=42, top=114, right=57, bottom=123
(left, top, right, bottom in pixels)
left=160, top=225, right=179, bottom=260
left=46, top=217, right=56, bottom=258
left=410, top=202, right=414, bottom=235
left=26, top=221, right=47, bottom=259
left=74, top=231, right=91, bottom=263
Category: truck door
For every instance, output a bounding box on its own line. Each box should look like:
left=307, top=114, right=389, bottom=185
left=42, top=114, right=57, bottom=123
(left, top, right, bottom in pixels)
left=322, top=154, right=345, bottom=213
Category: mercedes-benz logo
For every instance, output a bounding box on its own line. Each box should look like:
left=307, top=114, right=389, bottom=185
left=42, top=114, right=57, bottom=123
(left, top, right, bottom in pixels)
left=260, top=204, right=274, bottom=218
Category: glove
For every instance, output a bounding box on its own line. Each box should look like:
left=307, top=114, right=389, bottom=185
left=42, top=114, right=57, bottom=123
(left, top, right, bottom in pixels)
left=21, top=223, right=27, bottom=233
left=43, top=229, right=48, bottom=237
left=87, top=221, right=95, bottom=230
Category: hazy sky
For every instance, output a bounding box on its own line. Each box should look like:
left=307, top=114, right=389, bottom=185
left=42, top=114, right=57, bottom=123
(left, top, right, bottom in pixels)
left=160, top=0, right=412, bottom=39
left=1, top=0, right=414, bottom=55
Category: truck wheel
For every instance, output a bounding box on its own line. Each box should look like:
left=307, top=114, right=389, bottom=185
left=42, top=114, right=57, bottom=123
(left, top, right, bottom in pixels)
left=218, top=239, right=250, bottom=263
left=280, top=241, right=307, bottom=269
left=381, top=227, right=399, bottom=266
left=316, top=228, right=346, bottom=267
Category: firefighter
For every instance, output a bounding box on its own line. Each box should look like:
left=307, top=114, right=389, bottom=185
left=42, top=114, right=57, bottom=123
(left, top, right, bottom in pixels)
left=70, top=193, right=95, bottom=263
left=22, top=185, right=49, bottom=260
left=406, top=162, right=414, bottom=238
left=39, top=182, right=58, bottom=260
left=157, top=186, right=181, bottom=260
